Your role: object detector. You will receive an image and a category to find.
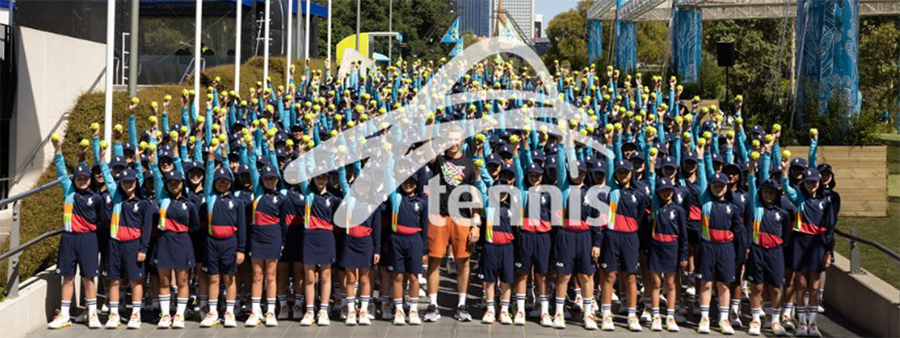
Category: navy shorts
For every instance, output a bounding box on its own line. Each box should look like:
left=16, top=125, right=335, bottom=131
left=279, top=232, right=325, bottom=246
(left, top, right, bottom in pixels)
left=686, top=220, right=701, bottom=245
left=697, top=241, right=736, bottom=283
left=648, top=240, right=679, bottom=274
left=791, top=233, right=828, bottom=273
left=249, top=225, right=283, bottom=260
left=514, top=231, right=551, bottom=275
left=553, top=229, right=596, bottom=275
left=302, top=230, right=336, bottom=265
left=389, top=234, right=423, bottom=274
left=204, top=236, right=239, bottom=275
left=280, top=226, right=304, bottom=263
left=56, top=232, right=99, bottom=278
left=746, top=246, right=785, bottom=286
left=600, top=231, right=639, bottom=273
left=341, top=236, right=375, bottom=269
left=480, top=243, right=514, bottom=284
left=106, top=239, right=144, bottom=281
left=153, top=231, right=195, bottom=270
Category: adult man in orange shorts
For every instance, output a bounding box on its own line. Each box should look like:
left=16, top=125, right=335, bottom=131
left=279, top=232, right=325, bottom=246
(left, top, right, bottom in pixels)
left=423, top=127, right=480, bottom=322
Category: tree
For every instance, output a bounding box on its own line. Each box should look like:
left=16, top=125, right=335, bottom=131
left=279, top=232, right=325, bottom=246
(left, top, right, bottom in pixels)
left=544, top=8, right=588, bottom=70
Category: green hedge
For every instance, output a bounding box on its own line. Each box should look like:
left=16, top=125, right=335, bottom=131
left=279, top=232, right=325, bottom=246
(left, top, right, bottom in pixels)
left=0, top=57, right=323, bottom=293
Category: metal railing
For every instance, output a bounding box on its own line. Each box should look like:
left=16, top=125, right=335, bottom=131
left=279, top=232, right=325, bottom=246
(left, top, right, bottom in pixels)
left=1, top=177, right=63, bottom=298
left=836, top=228, right=900, bottom=287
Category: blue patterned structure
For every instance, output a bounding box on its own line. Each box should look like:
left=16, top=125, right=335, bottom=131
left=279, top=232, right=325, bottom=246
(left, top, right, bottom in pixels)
left=794, top=0, right=860, bottom=120
left=672, top=6, right=702, bottom=83
left=615, top=21, right=637, bottom=73
left=589, top=20, right=603, bottom=63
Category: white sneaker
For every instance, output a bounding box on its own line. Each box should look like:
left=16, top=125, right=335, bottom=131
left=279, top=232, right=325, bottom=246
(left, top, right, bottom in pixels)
left=317, top=310, right=331, bottom=326
left=584, top=314, right=598, bottom=330
left=730, top=310, right=742, bottom=327
left=771, top=321, right=788, bottom=336
left=552, top=313, right=565, bottom=329
left=408, top=310, right=422, bottom=325
left=48, top=315, right=72, bottom=329
left=199, top=312, right=219, bottom=327
left=611, top=292, right=620, bottom=302
left=665, top=316, right=680, bottom=332
left=171, top=314, right=185, bottom=329
left=245, top=312, right=262, bottom=327
left=601, top=313, right=615, bottom=331
left=105, top=313, right=121, bottom=329
left=686, top=286, right=696, bottom=297
left=817, top=305, right=825, bottom=313
left=358, top=310, right=371, bottom=325
left=540, top=313, right=553, bottom=327
left=796, top=323, right=809, bottom=336
left=291, top=305, right=304, bottom=320
left=158, top=314, right=172, bottom=329
left=87, top=313, right=102, bottom=329
left=641, top=308, right=652, bottom=323
left=650, top=315, right=662, bottom=331
left=223, top=311, right=237, bottom=327
left=697, top=317, right=710, bottom=334
left=277, top=305, right=289, bottom=320
left=482, top=308, right=495, bottom=324
left=299, top=310, right=315, bottom=326
left=265, top=312, right=278, bottom=327
left=719, top=319, right=734, bottom=335
left=345, top=309, right=358, bottom=326
left=126, top=313, right=141, bottom=329
left=628, top=315, right=642, bottom=332
left=513, top=311, right=526, bottom=325
left=101, top=303, right=110, bottom=314
left=499, top=310, right=512, bottom=325
left=782, top=314, right=795, bottom=331
left=748, top=319, right=761, bottom=336
left=393, top=309, right=407, bottom=325
left=382, top=302, right=395, bottom=320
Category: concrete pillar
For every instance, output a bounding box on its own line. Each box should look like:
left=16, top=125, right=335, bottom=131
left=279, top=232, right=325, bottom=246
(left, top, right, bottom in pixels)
left=672, top=6, right=702, bottom=83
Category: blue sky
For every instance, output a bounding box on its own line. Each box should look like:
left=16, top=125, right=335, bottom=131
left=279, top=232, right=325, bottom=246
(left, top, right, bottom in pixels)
left=534, top=0, right=581, bottom=37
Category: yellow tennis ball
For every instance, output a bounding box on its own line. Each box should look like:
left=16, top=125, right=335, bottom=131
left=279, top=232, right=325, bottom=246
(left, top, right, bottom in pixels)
left=697, top=138, right=707, bottom=147
left=703, top=131, right=712, bottom=140
left=286, top=140, right=294, bottom=147
left=189, top=136, right=196, bottom=143
left=218, top=134, right=228, bottom=142
left=675, top=116, right=683, bottom=124
left=750, top=151, right=760, bottom=160
left=139, top=141, right=148, bottom=149
left=169, top=131, right=179, bottom=139
left=114, top=124, right=123, bottom=132
left=131, top=97, right=140, bottom=104
left=267, top=129, right=277, bottom=137
left=151, top=101, right=158, bottom=109
left=51, top=133, right=60, bottom=141
left=810, top=128, right=818, bottom=136
left=164, top=94, right=173, bottom=102
left=726, top=131, right=735, bottom=139
left=148, top=143, right=157, bottom=151
left=735, top=117, right=743, bottom=125
left=773, top=124, right=782, bottom=131
left=99, top=140, right=108, bottom=149
left=782, top=150, right=792, bottom=158
left=90, top=123, right=100, bottom=131
left=210, top=138, right=219, bottom=146
left=148, top=116, right=157, bottom=123
left=683, top=132, right=691, bottom=139
left=243, top=135, right=252, bottom=143
left=752, top=140, right=760, bottom=148
left=765, top=135, right=774, bottom=143
left=80, top=139, right=90, bottom=147
left=649, top=148, right=658, bottom=156
left=197, top=116, right=205, bottom=123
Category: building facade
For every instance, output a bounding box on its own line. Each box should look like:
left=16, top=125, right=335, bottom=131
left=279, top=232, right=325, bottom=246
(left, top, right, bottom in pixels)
left=456, top=0, right=493, bottom=37
left=495, top=0, right=533, bottom=42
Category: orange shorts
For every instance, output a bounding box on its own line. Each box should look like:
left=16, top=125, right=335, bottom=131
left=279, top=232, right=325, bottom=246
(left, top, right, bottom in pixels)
left=427, top=215, right=473, bottom=259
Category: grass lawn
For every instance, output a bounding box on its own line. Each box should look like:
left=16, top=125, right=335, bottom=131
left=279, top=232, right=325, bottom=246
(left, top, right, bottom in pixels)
left=833, top=173, right=900, bottom=289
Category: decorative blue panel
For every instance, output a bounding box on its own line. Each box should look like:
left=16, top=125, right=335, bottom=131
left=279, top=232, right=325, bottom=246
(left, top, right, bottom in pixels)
left=673, top=7, right=702, bottom=83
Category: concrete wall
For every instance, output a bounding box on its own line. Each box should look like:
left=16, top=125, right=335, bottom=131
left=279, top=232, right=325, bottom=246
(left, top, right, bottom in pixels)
left=8, top=27, right=106, bottom=196
left=0, top=268, right=62, bottom=338
left=825, top=253, right=900, bottom=337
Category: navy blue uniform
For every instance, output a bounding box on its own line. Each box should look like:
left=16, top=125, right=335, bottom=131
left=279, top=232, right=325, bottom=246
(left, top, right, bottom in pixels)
left=280, top=189, right=307, bottom=263
left=54, top=154, right=103, bottom=278
left=480, top=202, right=515, bottom=284
left=100, top=163, right=154, bottom=281
left=516, top=188, right=554, bottom=275
left=388, top=193, right=428, bottom=274
left=302, top=190, right=341, bottom=265
left=251, top=189, right=287, bottom=259
left=338, top=200, right=383, bottom=269
left=204, top=182, right=248, bottom=275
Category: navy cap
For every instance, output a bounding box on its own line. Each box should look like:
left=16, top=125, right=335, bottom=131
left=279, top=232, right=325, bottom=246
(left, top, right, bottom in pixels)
left=498, top=145, right=513, bottom=158
left=143, top=170, right=154, bottom=182
left=817, top=163, right=833, bottom=174
left=531, top=149, right=546, bottom=162
left=119, top=169, right=137, bottom=181
left=73, top=164, right=91, bottom=178
left=589, top=159, right=607, bottom=173
left=803, top=168, right=821, bottom=182
left=723, top=163, right=741, bottom=176
left=657, top=177, right=676, bottom=191
left=682, top=151, right=698, bottom=163
left=486, top=153, right=503, bottom=166
left=123, top=142, right=136, bottom=153
left=110, top=156, right=127, bottom=169
left=760, top=178, right=781, bottom=191
left=526, top=163, right=544, bottom=174
left=187, top=161, right=205, bottom=174
left=213, top=167, right=233, bottom=182
left=711, top=172, right=728, bottom=185
left=165, top=170, right=184, bottom=182
left=260, top=164, right=280, bottom=179
left=614, top=159, right=633, bottom=172
left=750, top=125, right=765, bottom=135
left=238, top=164, right=251, bottom=176
left=576, top=161, right=588, bottom=172
left=622, top=141, right=638, bottom=152
left=661, top=156, right=678, bottom=169
left=275, top=132, right=288, bottom=145
left=711, top=153, right=724, bottom=165
left=214, top=153, right=225, bottom=164
left=499, top=163, right=515, bottom=176
left=544, top=156, right=558, bottom=170
left=629, top=151, right=645, bottom=163
left=158, top=150, right=174, bottom=160
left=790, top=158, right=807, bottom=169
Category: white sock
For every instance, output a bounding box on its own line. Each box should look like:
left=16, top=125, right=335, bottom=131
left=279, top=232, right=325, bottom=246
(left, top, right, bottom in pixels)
left=86, top=298, right=98, bottom=315
left=60, top=301, right=71, bottom=319
left=458, top=292, right=466, bottom=307
left=252, top=297, right=262, bottom=314
left=226, top=300, right=236, bottom=314
left=267, top=298, right=276, bottom=314
left=347, top=297, right=356, bottom=312
left=516, top=294, right=526, bottom=313
left=540, top=295, right=549, bottom=314
left=731, top=298, right=741, bottom=314
left=809, top=311, right=817, bottom=325
left=555, top=297, right=565, bottom=315
left=430, top=293, right=438, bottom=306
left=110, top=301, right=119, bottom=316
left=501, top=299, right=510, bottom=313
left=131, top=302, right=142, bottom=318
left=360, top=296, right=370, bottom=312
left=209, top=300, right=218, bottom=316
left=719, top=307, right=729, bottom=323
left=176, top=298, right=188, bottom=316
left=752, top=308, right=761, bottom=322
left=772, top=308, right=782, bottom=323
left=160, top=295, right=171, bottom=316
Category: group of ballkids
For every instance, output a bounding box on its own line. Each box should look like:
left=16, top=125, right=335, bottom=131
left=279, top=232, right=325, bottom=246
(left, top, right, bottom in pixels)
left=46, top=58, right=839, bottom=336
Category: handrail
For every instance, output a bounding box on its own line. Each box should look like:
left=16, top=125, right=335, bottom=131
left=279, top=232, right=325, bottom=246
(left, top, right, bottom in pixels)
left=0, top=229, right=63, bottom=263
left=835, top=228, right=900, bottom=262
left=0, top=177, right=62, bottom=209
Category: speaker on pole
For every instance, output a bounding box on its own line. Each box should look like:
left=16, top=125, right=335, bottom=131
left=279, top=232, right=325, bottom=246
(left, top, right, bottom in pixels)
left=716, top=41, right=735, bottom=67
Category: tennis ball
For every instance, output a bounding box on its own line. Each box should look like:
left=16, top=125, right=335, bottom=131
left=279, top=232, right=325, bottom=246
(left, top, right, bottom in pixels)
left=189, top=136, right=196, bottom=143
left=131, top=97, right=140, bottom=104
left=334, top=114, right=342, bottom=121
left=509, top=135, right=519, bottom=144
left=329, top=130, right=338, bottom=137
left=114, top=124, right=123, bottom=132
left=210, top=138, right=219, bottom=147
left=99, top=140, right=108, bottom=149
left=80, top=139, right=90, bottom=147
left=241, top=129, right=249, bottom=136
left=244, top=135, right=252, bottom=143
left=383, top=143, right=392, bottom=152
left=207, top=94, right=214, bottom=100
left=148, top=116, right=157, bottom=123
left=614, top=123, right=622, bottom=131
left=782, top=150, right=792, bottom=158
left=358, top=137, right=367, bottom=145
left=301, top=135, right=310, bottom=142
left=148, top=143, right=157, bottom=151
left=765, top=135, right=774, bottom=143
left=475, top=134, right=486, bottom=142
left=649, top=148, right=658, bottom=156
left=260, top=118, right=268, bottom=125
left=91, top=123, right=100, bottom=131
left=726, top=130, right=735, bottom=139
left=169, top=131, right=179, bottom=139
left=219, top=134, right=228, bottom=142
left=51, top=133, right=60, bottom=141
left=735, top=117, right=743, bottom=125
left=268, top=129, right=278, bottom=137
left=286, top=140, right=294, bottom=147
left=810, top=128, right=818, bottom=136
left=338, top=145, right=347, bottom=153
left=693, top=96, right=700, bottom=102
left=579, top=129, right=588, bottom=136
left=182, top=89, right=189, bottom=96
left=215, top=76, right=221, bottom=83
left=139, top=141, right=148, bottom=149
left=670, top=76, right=677, bottom=82
left=164, top=94, right=173, bottom=102
left=634, top=115, right=643, bottom=123
left=307, top=140, right=315, bottom=148
left=676, top=85, right=683, bottom=92
left=212, top=123, right=220, bottom=131
left=752, top=140, right=760, bottom=148
left=682, top=132, right=691, bottom=139
left=703, top=131, right=712, bottom=140
left=773, top=124, right=782, bottom=131
left=684, top=114, right=693, bottom=122
left=646, top=126, right=657, bottom=134
left=151, top=101, right=158, bottom=109
left=750, top=151, right=760, bottom=160
left=697, top=138, right=707, bottom=147
left=675, top=116, right=683, bottom=124
left=735, top=95, right=743, bottom=102
left=605, top=124, right=614, bottom=132
left=475, top=159, right=484, bottom=167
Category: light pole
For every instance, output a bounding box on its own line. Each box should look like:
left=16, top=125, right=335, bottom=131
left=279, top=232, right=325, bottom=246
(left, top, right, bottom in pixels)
left=286, top=0, right=292, bottom=89
left=327, top=0, right=332, bottom=66
left=128, top=0, right=139, bottom=97
left=235, top=0, right=242, bottom=93
left=194, top=0, right=202, bottom=114
left=263, top=0, right=271, bottom=91
left=355, top=0, right=360, bottom=52
left=305, top=0, right=311, bottom=60
left=388, top=0, right=393, bottom=60
left=104, top=0, right=115, bottom=161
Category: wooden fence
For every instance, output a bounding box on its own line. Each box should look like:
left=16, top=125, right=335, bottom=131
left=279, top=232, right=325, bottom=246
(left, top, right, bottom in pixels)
left=784, top=146, right=888, bottom=217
